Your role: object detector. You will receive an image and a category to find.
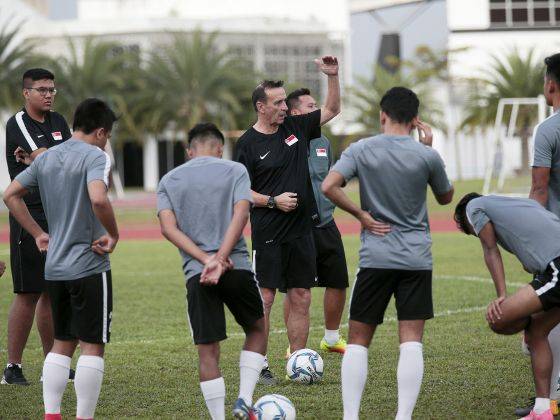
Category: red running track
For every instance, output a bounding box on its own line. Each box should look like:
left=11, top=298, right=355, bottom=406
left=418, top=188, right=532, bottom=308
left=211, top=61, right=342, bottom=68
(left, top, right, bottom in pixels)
left=0, top=217, right=457, bottom=242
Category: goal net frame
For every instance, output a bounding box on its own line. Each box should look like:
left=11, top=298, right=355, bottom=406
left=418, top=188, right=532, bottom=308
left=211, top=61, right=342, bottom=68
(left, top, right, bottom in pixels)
left=482, top=95, right=550, bottom=196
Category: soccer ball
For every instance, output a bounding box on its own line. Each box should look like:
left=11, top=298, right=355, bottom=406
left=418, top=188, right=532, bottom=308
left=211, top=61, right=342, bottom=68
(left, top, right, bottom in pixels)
left=253, top=394, right=296, bottom=420
left=286, top=348, right=323, bottom=384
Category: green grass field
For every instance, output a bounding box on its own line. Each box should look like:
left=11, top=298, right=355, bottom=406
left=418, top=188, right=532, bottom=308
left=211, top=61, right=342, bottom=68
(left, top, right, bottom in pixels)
left=0, top=232, right=538, bottom=419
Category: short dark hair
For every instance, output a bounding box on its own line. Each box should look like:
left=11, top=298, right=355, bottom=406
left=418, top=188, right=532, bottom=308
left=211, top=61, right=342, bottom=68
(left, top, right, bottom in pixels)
left=454, top=192, right=482, bottom=235
left=380, top=87, right=419, bottom=124
left=286, top=87, right=311, bottom=113
left=187, top=122, right=224, bottom=147
left=72, top=98, right=118, bottom=134
left=251, top=80, right=284, bottom=112
left=545, top=53, right=560, bottom=84
left=22, top=68, right=54, bottom=88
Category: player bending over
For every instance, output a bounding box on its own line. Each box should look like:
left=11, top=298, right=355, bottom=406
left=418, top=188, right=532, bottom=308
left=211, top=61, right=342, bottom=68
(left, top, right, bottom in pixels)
left=455, top=193, right=560, bottom=420
left=157, top=123, right=267, bottom=420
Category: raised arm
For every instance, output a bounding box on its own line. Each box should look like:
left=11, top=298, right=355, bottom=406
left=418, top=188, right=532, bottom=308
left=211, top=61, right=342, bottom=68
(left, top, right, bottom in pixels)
left=315, top=56, right=340, bottom=126
left=322, top=171, right=390, bottom=236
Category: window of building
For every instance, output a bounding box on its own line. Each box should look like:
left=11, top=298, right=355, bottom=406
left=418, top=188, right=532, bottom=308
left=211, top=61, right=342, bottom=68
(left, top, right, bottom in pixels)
left=490, top=0, right=560, bottom=27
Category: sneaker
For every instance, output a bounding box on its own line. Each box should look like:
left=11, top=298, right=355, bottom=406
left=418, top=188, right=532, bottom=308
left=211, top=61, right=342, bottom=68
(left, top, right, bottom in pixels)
left=232, top=398, right=256, bottom=420
left=320, top=337, right=347, bottom=354
left=40, top=368, right=75, bottom=383
left=518, top=409, right=554, bottom=420
left=515, top=397, right=535, bottom=417
left=285, top=346, right=292, bottom=360
left=257, top=367, right=278, bottom=386
left=1, top=364, right=30, bottom=386
left=515, top=398, right=559, bottom=417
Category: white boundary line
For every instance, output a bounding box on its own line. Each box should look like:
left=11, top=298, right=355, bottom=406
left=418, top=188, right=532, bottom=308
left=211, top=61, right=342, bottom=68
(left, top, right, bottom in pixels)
left=0, top=274, right=527, bottom=351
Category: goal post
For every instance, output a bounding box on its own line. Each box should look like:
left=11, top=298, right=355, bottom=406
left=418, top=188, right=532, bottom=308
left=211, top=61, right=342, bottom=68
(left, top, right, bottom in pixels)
left=482, top=95, right=550, bottom=196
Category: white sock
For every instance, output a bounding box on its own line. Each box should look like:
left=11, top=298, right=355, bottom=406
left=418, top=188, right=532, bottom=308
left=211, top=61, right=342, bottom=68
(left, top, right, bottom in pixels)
left=548, top=324, right=560, bottom=400
left=324, top=329, right=340, bottom=345
left=262, top=355, right=269, bottom=370
left=341, top=344, right=368, bottom=420
left=43, top=353, right=71, bottom=414
left=535, top=397, right=551, bottom=414
left=239, top=351, right=265, bottom=406
left=200, top=377, right=225, bottom=420
left=75, top=355, right=104, bottom=419
left=396, top=342, right=424, bottom=420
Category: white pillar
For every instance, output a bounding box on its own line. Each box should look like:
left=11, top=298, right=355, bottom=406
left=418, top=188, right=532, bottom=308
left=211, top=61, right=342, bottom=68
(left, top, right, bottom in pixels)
left=143, top=135, right=159, bottom=191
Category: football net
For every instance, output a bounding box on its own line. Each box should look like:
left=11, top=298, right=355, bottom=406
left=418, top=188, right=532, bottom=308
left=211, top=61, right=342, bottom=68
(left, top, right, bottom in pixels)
left=482, top=95, right=551, bottom=196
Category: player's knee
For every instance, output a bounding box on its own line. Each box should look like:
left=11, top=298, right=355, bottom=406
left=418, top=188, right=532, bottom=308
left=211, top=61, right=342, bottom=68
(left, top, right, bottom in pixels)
left=15, top=292, right=41, bottom=306
left=489, top=319, right=524, bottom=335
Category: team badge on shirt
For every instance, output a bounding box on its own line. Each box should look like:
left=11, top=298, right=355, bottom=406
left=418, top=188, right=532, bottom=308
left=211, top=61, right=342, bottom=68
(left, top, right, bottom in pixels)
left=52, top=131, right=63, bottom=141
left=285, top=134, right=299, bottom=146
left=316, top=148, right=327, bottom=157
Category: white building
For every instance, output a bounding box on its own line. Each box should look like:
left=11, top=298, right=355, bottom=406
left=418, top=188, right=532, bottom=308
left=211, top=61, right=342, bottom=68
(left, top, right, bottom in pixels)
left=0, top=0, right=346, bottom=191
left=349, top=0, right=560, bottom=180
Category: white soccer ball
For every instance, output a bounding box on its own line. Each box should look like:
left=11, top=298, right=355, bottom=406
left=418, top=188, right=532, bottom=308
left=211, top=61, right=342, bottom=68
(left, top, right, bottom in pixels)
left=286, top=348, right=323, bottom=384
left=254, top=394, right=296, bottom=420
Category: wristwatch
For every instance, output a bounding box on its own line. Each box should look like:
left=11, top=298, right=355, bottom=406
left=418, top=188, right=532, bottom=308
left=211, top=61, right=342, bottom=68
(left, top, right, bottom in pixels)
left=267, top=195, right=276, bottom=209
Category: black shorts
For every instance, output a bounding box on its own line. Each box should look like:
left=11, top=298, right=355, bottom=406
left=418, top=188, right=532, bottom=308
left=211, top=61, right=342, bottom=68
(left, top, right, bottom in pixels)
left=531, top=257, right=560, bottom=311
left=10, top=214, right=47, bottom=293
left=349, top=268, right=433, bottom=325
left=313, top=220, right=349, bottom=289
left=46, top=270, right=112, bottom=344
left=253, top=233, right=317, bottom=292
left=186, top=269, right=264, bottom=345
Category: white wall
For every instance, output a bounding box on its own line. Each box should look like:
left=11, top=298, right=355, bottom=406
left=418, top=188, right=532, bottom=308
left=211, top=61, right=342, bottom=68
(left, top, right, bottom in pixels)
left=449, top=30, right=560, bottom=80
left=447, top=0, right=489, bottom=31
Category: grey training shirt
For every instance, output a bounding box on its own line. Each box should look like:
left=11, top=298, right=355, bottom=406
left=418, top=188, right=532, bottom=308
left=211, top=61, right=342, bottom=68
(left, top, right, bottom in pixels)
left=309, top=135, right=335, bottom=227
left=157, top=156, right=253, bottom=281
left=532, top=110, right=560, bottom=217
left=466, top=195, right=560, bottom=273
left=331, top=134, right=452, bottom=270
left=15, top=139, right=111, bottom=280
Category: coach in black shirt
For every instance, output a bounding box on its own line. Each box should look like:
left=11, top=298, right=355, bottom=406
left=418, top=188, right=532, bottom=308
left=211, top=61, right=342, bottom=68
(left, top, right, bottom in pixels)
left=2, top=68, right=71, bottom=386
left=234, top=56, right=340, bottom=383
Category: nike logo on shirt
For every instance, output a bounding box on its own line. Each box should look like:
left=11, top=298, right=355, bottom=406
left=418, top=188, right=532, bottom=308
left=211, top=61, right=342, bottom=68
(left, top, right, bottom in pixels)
left=259, top=151, right=270, bottom=160
left=37, top=135, right=44, bottom=138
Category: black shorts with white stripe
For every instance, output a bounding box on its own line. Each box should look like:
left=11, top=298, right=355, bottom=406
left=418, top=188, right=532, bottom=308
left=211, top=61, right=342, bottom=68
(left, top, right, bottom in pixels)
left=47, top=270, right=112, bottom=344
left=186, top=269, right=264, bottom=345
left=531, top=257, right=560, bottom=311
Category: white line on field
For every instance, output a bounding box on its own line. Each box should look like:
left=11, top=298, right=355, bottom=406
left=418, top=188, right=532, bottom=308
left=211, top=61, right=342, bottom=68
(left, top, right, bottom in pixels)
left=435, top=275, right=527, bottom=288
left=89, top=306, right=491, bottom=347
left=0, top=304, right=488, bottom=353
left=0, top=276, right=520, bottom=352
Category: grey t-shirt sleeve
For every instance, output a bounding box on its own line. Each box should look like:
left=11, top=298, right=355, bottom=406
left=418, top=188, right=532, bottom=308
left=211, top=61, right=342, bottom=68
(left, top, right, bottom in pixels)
left=156, top=179, right=173, bottom=213
left=466, top=199, right=490, bottom=235
left=15, top=159, right=39, bottom=190
left=233, top=166, right=253, bottom=204
left=86, top=151, right=110, bottom=187
left=427, top=149, right=453, bottom=195
left=331, top=143, right=358, bottom=181
left=532, top=125, right=554, bottom=168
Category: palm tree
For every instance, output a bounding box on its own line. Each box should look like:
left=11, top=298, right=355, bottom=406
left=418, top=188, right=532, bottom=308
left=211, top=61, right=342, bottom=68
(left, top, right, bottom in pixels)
left=461, top=47, right=545, bottom=171
left=350, top=62, right=443, bottom=138
left=0, top=19, right=36, bottom=113
left=146, top=31, right=257, bottom=139
left=46, top=37, right=131, bottom=126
